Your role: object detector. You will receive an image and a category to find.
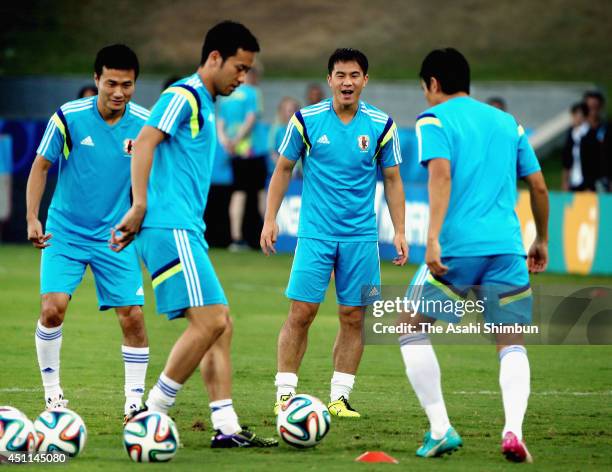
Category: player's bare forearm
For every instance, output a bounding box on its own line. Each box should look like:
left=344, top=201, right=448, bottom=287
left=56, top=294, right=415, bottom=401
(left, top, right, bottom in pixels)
left=261, top=156, right=295, bottom=255
left=426, top=158, right=451, bottom=242
left=524, top=171, right=549, bottom=242
left=264, top=156, right=295, bottom=222
left=382, top=166, right=406, bottom=237
left=25, top=155, right=52, bottom=222
left=131, top=126, right=164, bottom=210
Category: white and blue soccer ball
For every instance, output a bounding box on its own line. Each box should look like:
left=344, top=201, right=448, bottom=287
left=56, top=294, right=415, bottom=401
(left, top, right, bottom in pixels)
left=123, top=411, right=179, bottom=462
left=34, top=408, right=87, bottom=457
left=0, top=406, right=37, bottom=458
left=276, top=394, right=331, bottom=448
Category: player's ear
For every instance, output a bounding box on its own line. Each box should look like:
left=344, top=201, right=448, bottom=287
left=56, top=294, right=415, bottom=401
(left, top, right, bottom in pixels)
left=363, top=74, right=369, bottom=87
left=93, top=73, right=100, bottom=88
left=206, top=50, right=222, bottom=68
left=327, top=74, right=332, bottom=88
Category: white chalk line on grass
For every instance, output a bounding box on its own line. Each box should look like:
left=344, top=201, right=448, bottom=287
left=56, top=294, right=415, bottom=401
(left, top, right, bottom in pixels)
left=451, top=390, right=612, bottom=396
left=3, top=387, right=611, bottom=396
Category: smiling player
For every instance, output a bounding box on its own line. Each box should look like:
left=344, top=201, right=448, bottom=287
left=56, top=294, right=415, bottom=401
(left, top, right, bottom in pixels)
left=261, top=48, right=407, bottom=418
left=26, top=45, right=149, bottom=423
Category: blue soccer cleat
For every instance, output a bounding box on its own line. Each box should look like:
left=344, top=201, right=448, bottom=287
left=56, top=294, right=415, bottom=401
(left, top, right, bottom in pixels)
left=416, top=427, right=463, bottom=458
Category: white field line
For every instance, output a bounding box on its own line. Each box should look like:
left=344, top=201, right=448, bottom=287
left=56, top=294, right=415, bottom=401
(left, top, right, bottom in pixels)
left=451, top=390, right=612, bottom=396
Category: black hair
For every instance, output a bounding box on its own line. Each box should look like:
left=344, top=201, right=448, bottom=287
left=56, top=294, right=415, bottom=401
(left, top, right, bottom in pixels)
left=77, top=84, right=97, bottom=98
left=94, top=44, right=139, bottom=79
left=200, top=20, right=260, bottom=64
left=162, top=75, right=182, bottom=91
left=583, top=90, right=605, bottom=105
left=486, top=96, right=507, bottom=110
left=419, top=48, right=470, bottom=94
left=327, top=48, right=368, bottom=75
left=571, top=102, right=589, bottom=116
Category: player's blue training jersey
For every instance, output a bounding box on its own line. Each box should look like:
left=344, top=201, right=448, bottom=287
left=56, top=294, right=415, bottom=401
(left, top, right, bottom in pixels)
left=217, top=83, right=261, bottom=157
left=279, top=99, right=402, bottom=241
left=36, top=96, right=149, bottom=242
left=416, top=96, right=541, bottom=257
left=143, top=73, right=216, bottom=233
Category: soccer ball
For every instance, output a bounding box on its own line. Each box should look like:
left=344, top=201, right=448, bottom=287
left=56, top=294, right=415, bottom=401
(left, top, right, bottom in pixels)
left=34, top=408, right=87, bottom=457
left=276, top=394, right=331, bottom=448
left=123, top=411, right=179, bottom=462
left=0, top=406, right=37, bottom=458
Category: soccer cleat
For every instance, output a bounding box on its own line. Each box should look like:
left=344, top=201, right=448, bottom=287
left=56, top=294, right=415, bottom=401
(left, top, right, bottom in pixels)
left=274, top=394, right=293, bottom=415
left=416, top=427, right=463, bottom=458
left=211, top=427, right=279, bottom=448
left=46, top=393, right=68, bottom=410
left=328, top=396, right=361, bottom=418
left=502, top=432, right=533, bottom=463
left=123, top=403, right=148, bottom=426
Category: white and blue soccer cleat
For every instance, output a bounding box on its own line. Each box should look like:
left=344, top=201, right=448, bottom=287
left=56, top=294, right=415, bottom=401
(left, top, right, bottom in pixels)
left=416, top=427, right=463, bottom=458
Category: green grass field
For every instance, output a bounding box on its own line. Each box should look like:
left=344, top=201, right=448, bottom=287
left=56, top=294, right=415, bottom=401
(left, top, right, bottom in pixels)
left=1, top=245, right=611, bottom=471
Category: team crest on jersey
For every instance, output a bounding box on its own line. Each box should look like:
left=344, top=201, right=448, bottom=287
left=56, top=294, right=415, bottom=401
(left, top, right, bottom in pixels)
left=358, top=135, right=370, bottom=152
left=123, top=138, right=135, bottom=156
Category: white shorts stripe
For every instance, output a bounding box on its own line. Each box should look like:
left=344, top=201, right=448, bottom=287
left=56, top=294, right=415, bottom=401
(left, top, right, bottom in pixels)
left=179, top=230, right=203, bottom=305
left=173, top=229, right=195, bottom=306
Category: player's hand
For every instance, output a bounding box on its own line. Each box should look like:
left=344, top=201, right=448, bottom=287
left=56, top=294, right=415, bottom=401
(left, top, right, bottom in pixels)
left=27, top=218, right=52, bottom=249
left=260, top=219, right=279, bottom=256
left=392, top=233, right=408, bottom=266
left=425, top=238, right=448, bottom=276
left=110, top=205, right=146, bottom=252
left=527, top=237, right=548, bottom=273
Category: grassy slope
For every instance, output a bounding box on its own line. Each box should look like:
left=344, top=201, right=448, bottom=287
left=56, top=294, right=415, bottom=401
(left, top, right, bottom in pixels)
left=2, top=1, right=610, bottom=89
left=1, top=245, right=611, bottom=471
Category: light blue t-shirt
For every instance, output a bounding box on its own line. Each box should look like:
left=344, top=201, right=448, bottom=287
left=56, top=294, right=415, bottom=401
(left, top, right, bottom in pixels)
left=217, top=83, right=265, bottom=157
left=143, top=73, right=216, bottom=233
left=416, top=96, right=540, bottom=257
left=279, top=99, right=402, bottom=241
left=36, top=96, right=149, bottom=242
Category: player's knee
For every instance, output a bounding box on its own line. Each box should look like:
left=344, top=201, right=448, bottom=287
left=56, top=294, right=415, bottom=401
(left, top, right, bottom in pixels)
left=191, top=306, right=228, bottom=339
left=223, top=314, right=234, bottom=337
left=338, top=308, right=364, bottom=330
left=118, top=310, right=147, bottom=344
left=288, top=302, right=318, bottom=329
left=40, top=302, right=66, bottom=327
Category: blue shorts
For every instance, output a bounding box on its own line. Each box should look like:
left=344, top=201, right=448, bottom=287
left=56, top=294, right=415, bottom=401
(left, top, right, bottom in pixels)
left=286, top=238, right=380, bottom=307
left=406, top=255, right=532, bottom=324
left=137, top=228, right=227, bottom=319
left=40, top=237, right=144, bottom=310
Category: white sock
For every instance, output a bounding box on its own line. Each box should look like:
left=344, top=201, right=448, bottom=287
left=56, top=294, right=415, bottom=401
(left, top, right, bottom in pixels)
left=210, top=399, right=241, bottom=435
left=122, top=345, right=149, bottom=413
left=275, top=372, right=298, bottom=400
left=399, top=333, right=451, bottom=440
left=35, top=321, right=63, bottom=399
left=146, top=373, right=182, bottom=414
left=330, top=371, right=355, bottom=402
left=499, top=345, right=530, bottom=440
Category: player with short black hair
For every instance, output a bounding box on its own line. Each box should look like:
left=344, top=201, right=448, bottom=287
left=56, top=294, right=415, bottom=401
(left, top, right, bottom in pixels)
left=262, top=47, right=407, bottom=418
left=27, top=44, right=150, bottom=424
left=112, top=21, right=276, bottom=448
left=398, top=48, right=549, bottom=462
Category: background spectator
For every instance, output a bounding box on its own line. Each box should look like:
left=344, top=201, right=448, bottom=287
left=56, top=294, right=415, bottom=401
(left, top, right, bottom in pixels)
left=305, top=83, right=325, bottom=105
left=580, top=90, right=607, bottom=190
left=486, top=96, right=507, bottom=111
left=269, top=96, right=300, bottom=166
left=0, top=133, right=12, bottom=240
left=77, top=84, right=97, bottom=98
left=218, top=64, right=268, bottom=250
left=562, top=102, right=590, bottom=191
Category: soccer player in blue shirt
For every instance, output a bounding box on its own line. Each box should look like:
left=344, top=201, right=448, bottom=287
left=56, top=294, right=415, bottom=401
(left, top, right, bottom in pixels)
left=26, top=45, right=150, bottom=423
left=397, top=49, right=549, bottom=462
left=111, top=21, right=277, bottom=448
left=261, top=48, right=408, bottom=418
